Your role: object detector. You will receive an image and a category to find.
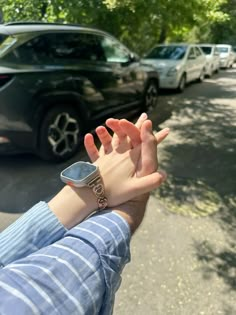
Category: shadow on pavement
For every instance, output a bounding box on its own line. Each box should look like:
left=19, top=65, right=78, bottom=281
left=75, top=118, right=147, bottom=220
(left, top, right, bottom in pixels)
left=150, top=75, right=236, bottom=307
left=0, top=149, right=88, bottom=213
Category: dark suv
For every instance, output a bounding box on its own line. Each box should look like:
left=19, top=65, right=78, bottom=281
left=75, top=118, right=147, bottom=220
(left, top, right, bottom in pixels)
left=0, top=22, right=159, bottom=161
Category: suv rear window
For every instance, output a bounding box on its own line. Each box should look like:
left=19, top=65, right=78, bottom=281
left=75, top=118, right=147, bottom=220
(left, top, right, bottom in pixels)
left=1, top=32, right=107, bottom=65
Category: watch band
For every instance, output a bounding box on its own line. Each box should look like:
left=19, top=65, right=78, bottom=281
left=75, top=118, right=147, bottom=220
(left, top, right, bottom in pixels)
left=87, top=175, right=108, bottom=210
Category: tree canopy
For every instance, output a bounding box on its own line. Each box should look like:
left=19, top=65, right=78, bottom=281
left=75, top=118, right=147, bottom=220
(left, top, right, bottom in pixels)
left=0, top=0, right=234, bottom=54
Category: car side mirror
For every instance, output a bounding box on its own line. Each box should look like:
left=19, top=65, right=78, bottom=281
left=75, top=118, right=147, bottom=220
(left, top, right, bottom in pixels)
left=129, top=53, right=139, bottom=63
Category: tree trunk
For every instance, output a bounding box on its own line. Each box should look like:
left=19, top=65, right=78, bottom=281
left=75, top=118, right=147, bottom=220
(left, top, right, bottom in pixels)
left=158, top=25, right=167, bottom=43
left=41, top=2, right=48, bottom=19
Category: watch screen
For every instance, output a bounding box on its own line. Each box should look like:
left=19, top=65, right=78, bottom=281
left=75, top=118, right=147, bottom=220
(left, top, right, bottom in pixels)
left=62, top=162, right=96, bottom=181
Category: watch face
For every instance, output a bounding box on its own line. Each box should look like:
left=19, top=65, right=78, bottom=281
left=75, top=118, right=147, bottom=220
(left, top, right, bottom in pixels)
left=61, top=162, right=97, bottom=181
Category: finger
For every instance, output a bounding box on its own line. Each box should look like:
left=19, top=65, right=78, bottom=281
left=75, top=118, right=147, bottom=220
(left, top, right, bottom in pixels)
left=95, top=126, right=113, bottom=154
left=106, top=118, right=127, bottom=148
left=138, top=120, right=158, bottom=175
left=135, top=112, right=148, bottom=129
left=119, top=119, right=141, bottom=147
left=131, top=170, right=167, bottom=196
left=84, top=133, right=99, bottom=162
left=155, top=128, right=170, bottom=144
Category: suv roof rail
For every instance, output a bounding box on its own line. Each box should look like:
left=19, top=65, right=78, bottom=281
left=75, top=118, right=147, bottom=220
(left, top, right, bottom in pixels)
left=5, top=21, right=82, bottom=27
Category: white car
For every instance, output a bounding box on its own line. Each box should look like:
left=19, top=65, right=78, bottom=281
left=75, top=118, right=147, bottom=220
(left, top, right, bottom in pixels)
left=142, top=43, right=207, bottom=92
left=216, top=44, right=235, bottom=68
left=199, top=44, right=220, bottom=76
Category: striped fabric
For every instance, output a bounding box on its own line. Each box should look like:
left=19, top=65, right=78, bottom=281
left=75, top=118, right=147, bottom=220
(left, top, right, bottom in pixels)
left=0, top=202, right=67, bottom=267
left=0, top=207, right=131, bottom=314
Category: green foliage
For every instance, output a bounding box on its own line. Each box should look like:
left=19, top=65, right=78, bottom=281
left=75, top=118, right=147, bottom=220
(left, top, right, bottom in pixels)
left=0, top=0, right=233, bottom=54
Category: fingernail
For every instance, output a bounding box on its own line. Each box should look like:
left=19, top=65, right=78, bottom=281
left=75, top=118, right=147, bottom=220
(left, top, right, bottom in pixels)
left=140, top=112, right=147, bottom=120
left=159, top=170, right=167, bottom=181
left=146, top=120, right=152, bottom=131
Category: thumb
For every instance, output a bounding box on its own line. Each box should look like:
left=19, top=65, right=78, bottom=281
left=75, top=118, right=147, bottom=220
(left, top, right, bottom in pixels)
left=131, top=170, right=167, bottom=196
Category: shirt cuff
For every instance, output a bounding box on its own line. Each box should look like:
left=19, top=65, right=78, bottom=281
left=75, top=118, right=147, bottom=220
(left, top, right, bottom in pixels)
left=66, top=210, right=131, bottom=261
left=0, top=201, right=66, bottom=267
left=65, top=210, right=131, bottom=314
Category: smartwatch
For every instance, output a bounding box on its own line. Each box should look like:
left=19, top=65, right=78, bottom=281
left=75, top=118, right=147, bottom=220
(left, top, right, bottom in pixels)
left=60, top=161, right=108, bottom=210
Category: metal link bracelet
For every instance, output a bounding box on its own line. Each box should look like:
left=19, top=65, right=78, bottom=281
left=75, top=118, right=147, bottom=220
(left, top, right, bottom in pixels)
left=87, top=175, right=108, bottom=210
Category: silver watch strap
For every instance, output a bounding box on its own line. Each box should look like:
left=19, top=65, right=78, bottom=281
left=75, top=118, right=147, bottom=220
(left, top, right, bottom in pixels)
left=87, top=175, right=108, bottom=210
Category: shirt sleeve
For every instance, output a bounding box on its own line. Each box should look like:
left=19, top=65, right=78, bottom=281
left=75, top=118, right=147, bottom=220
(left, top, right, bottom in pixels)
left=0, top=210, right=131, bottom=315
left=0, top=201, right=67, bottom=267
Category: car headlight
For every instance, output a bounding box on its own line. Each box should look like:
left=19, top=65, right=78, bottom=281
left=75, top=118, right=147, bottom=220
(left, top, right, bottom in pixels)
left=167, top=66, right=179, bottom=76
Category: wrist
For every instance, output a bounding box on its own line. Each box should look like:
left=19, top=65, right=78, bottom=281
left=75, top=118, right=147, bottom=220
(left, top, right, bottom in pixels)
left=112, top=193, right=150, bottom=235
left=48, top=184, right=97, bottom=229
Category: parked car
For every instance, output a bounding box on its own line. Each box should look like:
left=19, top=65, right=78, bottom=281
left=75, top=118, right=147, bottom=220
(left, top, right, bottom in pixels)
left=232, top=46, right=236, bottom=62
left=216, top=44, right=235, bottom=68
left=0, top=22, right=159, bottom=161
left=142, top=43, right=207, bottom=92
left=198, top=44, right=220, bottom=76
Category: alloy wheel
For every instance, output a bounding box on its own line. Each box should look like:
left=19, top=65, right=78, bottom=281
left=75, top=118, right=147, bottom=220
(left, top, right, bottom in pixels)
left=48, top=112, right=79, bottom=157
left=145, top=83, right=158, bottom=110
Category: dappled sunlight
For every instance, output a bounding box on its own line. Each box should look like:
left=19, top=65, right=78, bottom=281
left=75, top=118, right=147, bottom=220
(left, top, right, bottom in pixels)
left=154, top=176, right=223, bottom=217
left=150, top=69, right=236, bottom=302
left=154, top=95, right=235, bottom=219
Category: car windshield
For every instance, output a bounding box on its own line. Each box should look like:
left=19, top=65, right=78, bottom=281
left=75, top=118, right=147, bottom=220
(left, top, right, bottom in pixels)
left=145, top=45, right=187, bottom=60
left=217, top=47, right=229, bottom=53
left=200, top=46, right=212, bottom=55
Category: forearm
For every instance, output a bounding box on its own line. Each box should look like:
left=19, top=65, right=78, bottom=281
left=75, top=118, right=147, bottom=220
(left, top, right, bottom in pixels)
left=0, top=184, right=98, bottom=266
left=0, top=202, right=66, bottom=267
left=48, top=184, right=97, bottom=229
left=0, top=211, right=131, bottom=315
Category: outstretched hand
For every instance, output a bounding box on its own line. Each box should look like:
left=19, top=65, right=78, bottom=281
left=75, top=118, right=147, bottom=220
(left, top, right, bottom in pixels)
left=84, top=114, right=169, bottom=179
left=84, top=114, right=169, bottom=207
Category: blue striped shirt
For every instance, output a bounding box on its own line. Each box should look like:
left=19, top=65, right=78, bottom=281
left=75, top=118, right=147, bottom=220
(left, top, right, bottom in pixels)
left=0, top=202, right=131, bottom=314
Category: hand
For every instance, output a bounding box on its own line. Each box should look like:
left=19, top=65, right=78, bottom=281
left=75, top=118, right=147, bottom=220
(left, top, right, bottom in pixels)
left=90, top=126, right=166, bottom=207
left=49, top=114, right=169, bottom=230
left=84, top=114, right=169, bottom=233
left=85, top=114, right=169, bottom=181
left=84, top=112, right=148, bottom=161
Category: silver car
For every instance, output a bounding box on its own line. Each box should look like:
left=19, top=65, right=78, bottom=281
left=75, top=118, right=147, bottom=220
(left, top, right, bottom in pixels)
left=142, top=43, right=207, bottom=92
left=216, top=44, right=235, bottom=68
left=199, top=44, right=220, bottom=76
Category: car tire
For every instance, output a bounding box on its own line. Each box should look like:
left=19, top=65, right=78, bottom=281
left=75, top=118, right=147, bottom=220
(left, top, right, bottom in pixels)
left=38, top=105, right=82, bottom=161
left=197, top=68, right=205, bottom=83
left=208, top=66, right=214, bottom=77
left=177, top=74, right=186, bottom=93
left=143, top=81, right=159, bottom=111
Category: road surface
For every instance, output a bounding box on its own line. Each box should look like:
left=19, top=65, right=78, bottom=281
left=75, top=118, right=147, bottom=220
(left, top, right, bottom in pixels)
left=114, top=68, right=236, bottom=315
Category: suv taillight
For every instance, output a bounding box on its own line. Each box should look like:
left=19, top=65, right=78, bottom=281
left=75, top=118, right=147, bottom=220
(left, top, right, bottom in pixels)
left=0, top=75, right=13, bottom=87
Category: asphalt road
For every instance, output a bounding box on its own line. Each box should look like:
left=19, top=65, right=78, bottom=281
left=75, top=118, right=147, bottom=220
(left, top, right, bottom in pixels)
left=1, top=68, right=236, bottom=314
left=114, top=68, right=236, bottom=315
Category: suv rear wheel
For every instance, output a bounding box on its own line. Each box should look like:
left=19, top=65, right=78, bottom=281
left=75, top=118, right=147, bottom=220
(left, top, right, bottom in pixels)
left=38, top=105, right=81, bottom=161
